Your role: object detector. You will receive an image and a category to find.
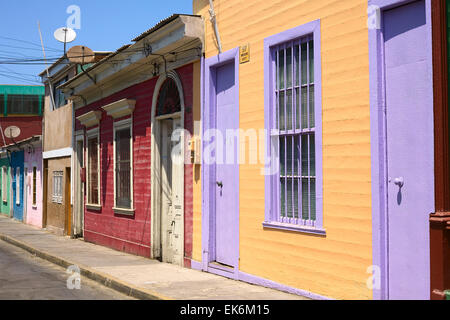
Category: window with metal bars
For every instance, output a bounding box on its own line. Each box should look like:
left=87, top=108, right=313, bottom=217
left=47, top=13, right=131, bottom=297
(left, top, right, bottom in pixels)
left=52, top=171, right=63, bottom=204
left=114, top=125, right=132, bottom=209
left=2, top=167, right=7, bottom=203
left=264, top=21, right=323, bottom=234
left=87, top=134, right=100, bottom=205
left=32, top=167, right=37, bottom=206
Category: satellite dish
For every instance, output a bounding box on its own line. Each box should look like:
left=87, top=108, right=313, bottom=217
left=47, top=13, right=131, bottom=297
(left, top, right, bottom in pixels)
left=67, top=45, right=95, bottom=64
left=54, top=27, right=77, bottom=43
left=4, top=126, right=21, bottom=139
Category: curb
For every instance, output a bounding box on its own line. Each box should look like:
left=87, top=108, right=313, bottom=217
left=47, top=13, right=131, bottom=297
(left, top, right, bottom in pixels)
left=0, top=233, right=171, bottom=300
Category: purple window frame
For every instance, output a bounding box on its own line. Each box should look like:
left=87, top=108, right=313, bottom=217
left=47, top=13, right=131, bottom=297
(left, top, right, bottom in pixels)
left=263, top=20, right=325, bottom=235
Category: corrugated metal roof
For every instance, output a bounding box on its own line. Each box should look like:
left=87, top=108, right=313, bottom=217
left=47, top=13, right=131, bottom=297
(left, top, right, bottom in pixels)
left=61, top=13, right=201, bottom=90
left=60, top=44, right=131, bottom=88
left=132, top=13, right=201, bottom=42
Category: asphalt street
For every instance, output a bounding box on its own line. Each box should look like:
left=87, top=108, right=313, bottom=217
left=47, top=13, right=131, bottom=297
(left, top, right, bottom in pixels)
left=0, top=240, right=134, bottom=300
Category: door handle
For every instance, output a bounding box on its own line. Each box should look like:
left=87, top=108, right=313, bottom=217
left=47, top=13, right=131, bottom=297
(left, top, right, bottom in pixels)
left=394, top=177, right=404, bottom=188
left=216, top=181, right=223, bottom=188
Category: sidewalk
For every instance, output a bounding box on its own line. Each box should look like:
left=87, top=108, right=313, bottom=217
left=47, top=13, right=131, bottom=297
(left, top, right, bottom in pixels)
left=0, top=216, right=307, bottom=300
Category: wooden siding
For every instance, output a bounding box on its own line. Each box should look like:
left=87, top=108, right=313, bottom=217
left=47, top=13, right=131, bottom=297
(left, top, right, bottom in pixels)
left=74, top=64, right=195, bottom=260
left=194, top=0, right=372, bottom=300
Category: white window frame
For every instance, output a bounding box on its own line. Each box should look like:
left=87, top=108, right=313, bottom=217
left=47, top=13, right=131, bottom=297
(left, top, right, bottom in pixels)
left=52, top=171, right=63, bottom=204
left=113, top=118, right=134, bottom=214
left=86, top=127, right=100, bottom=207
left=2, top=166, right=7, bottom=203
left=15, top=167, right=20, bottom=205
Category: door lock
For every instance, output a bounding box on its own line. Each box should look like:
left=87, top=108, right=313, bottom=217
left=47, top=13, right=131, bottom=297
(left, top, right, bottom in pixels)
left=394, top=177, right=404, bottom=188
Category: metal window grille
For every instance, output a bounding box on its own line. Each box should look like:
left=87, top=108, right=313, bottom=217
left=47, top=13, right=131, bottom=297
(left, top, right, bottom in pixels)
left=115, top=127, right=132, bottom=209
left=273, top=36, right=316, bottom=225
left=88, top=136, right=99, bottom=205
left=2, top=167, right=7, bottom=202
left=32, top=167, right=37, bottom=205
left=52, top=171, right=63, bottom=204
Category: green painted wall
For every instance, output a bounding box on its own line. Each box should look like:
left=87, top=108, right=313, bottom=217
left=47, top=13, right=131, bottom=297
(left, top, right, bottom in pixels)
left=0, top=85, right=44, bottom=95
left=0, top=157, right=11, bottom=216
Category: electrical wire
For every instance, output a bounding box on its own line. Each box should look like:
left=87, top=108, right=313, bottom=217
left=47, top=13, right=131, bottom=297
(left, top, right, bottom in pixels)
left=0, top=35, right=62, bottom=52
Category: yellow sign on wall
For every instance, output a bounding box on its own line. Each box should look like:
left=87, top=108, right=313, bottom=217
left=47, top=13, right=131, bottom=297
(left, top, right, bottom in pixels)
left=240, top=44, right=250, bottom=64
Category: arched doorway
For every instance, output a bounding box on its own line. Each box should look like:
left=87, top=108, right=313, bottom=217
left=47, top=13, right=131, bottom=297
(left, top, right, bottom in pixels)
left=150, top=71, right=185, bottom=265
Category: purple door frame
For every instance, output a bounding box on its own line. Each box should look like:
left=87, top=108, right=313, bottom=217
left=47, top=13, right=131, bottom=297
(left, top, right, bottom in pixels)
left=201, top=47, right=240, bottom=278
left=369, top=0, right=434, bottom=300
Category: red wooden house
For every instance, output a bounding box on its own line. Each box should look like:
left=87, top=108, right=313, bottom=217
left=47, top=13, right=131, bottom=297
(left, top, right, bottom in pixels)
left=61, top=14, right=203, bottom=266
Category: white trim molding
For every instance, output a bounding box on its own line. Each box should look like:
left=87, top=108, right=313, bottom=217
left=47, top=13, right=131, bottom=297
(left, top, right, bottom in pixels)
left=76, top=110, right=102, bottom=128
left=86, top=128, right=101, bottom=206
left=150, top=69, right=185, bottom=263
left=112, top=117, right=134, bottom=214
left=102, top=99, right=136, bottom=119
left=43, top=147, right=72, bottom=160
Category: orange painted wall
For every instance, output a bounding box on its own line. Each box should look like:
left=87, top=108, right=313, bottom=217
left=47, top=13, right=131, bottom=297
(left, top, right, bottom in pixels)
left=193, top=0, right=373, bottom=300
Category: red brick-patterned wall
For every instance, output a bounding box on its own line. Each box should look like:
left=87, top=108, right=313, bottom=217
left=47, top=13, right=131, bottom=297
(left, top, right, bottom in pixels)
left=75, top=64, right=194, bottom=260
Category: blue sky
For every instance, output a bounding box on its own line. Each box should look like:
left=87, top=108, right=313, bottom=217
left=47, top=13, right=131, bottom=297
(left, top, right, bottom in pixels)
left=0, top=0, right=193, bottom=85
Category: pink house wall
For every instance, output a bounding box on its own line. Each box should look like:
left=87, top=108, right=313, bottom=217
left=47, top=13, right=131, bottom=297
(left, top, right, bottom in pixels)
left=24, top=145, right=43, bottom=228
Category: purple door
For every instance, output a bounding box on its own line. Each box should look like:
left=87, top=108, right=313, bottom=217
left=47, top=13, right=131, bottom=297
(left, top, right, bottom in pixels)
left=384, top=0, right=433, bottom=299
left=214, top=62, right=239, bottom=267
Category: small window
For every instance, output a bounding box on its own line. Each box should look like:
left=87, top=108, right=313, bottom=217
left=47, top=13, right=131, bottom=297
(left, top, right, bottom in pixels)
left=0, top=95, right=4, bottom=113
left=2, top=167, right=7, bottom=203
left=53, top=76, right=68, bottom=109
left=52, top=171, right=63, bottom=204
left=87, top=130, right=100, bottom=205
left=15, top=167, right=20, bottom=205
left=114, top=120, right=133, bottom=210
left=7, top=95, right=40, bottom=115
left=32, top=167, right=37, bottom=206
left=156, top=78, right=181, bottom=117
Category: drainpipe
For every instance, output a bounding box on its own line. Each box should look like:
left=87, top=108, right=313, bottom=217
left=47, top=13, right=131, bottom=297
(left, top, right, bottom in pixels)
left=208, top=0, right=223, bottom=53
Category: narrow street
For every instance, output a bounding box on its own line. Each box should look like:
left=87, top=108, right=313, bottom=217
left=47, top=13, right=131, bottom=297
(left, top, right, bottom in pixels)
left=0, top=240, right=133, bottom=300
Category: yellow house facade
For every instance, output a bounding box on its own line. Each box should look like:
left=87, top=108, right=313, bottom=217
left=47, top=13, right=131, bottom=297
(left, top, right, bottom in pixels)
left=191, top=0, right=373, bottom=300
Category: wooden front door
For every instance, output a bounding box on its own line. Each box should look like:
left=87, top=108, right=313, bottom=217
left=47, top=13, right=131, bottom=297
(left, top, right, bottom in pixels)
left=65, top=167, right=72, bottom=236
left=160, top=117, right=183, bottom=265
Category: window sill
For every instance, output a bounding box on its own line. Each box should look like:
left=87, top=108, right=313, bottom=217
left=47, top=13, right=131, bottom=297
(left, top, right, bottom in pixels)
left=86, top=204, right=101, bottom=211
left=113, top=207, right=135, bottom=216
left=263, top=221, right=326, bottom=236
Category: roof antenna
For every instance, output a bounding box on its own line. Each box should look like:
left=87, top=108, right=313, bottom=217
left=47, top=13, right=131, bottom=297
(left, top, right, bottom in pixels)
left=37, top=21, right=56, bottom=110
